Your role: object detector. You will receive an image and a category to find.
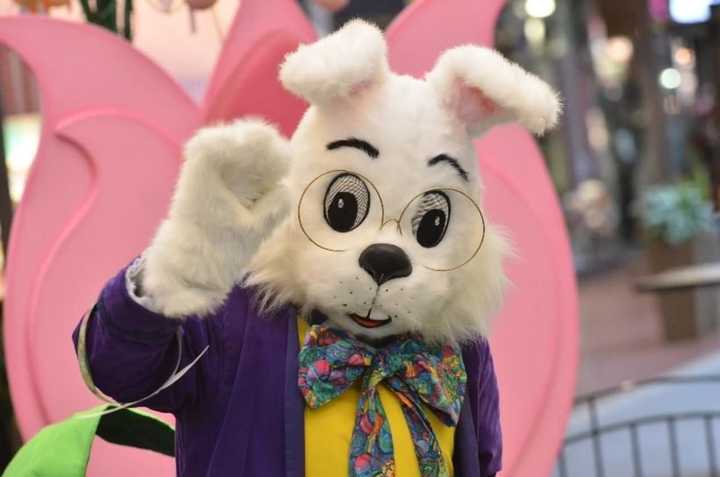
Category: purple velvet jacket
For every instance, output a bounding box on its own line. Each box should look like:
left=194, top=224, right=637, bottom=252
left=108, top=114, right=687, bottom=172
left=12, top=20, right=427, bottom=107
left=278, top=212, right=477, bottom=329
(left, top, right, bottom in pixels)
left=73, top=266, right=502, bottom=476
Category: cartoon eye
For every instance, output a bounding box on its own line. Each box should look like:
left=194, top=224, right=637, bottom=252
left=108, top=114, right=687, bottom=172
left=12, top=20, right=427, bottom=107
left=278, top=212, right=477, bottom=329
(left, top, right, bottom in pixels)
left=411, top=191, right=451, bottom=248
left=323, top=173, right=371, bottom=232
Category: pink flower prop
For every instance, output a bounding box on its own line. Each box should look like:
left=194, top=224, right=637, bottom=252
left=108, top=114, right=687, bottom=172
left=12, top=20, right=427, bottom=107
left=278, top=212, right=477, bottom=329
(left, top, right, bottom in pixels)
left=0, top=1, right=577, bottom=475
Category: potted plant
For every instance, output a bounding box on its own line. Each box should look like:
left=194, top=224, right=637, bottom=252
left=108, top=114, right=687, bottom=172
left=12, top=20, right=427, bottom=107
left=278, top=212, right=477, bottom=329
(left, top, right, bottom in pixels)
left=640, top=182, right=718, bottom=341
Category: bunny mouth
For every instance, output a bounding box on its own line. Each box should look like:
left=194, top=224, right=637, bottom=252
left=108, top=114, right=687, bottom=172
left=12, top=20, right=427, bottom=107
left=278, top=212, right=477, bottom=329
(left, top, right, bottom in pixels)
left=348, top=312, right=392, bottom=328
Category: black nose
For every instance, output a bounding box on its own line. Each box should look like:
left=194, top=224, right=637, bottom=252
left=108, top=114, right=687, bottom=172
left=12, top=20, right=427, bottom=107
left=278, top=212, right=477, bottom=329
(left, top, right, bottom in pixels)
left=359, top=243, right=412, bottom=286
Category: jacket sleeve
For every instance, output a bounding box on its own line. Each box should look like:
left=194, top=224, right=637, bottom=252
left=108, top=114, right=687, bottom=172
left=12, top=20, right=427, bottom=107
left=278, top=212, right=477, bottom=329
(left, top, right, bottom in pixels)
left=72, top=262, right=230, bottom=414
left=471, top=339, right=502, bottom=477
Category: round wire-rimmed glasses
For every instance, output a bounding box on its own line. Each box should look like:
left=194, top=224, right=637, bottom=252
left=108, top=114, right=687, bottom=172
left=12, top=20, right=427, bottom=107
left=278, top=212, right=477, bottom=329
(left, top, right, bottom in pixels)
left=297, top=169, right=486, bottom=272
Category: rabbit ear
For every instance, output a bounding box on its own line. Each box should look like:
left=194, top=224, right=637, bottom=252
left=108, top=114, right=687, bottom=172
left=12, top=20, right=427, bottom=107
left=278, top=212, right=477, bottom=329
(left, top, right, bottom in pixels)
left=279, top=19, right=389, bottom=106
left=427, top=46, right=561, bottom=138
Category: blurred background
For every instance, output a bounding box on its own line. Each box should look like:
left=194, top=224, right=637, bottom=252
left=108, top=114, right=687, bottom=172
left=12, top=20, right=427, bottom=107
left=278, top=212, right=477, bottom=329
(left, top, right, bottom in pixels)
left=3, top=0, right=720, bottom=475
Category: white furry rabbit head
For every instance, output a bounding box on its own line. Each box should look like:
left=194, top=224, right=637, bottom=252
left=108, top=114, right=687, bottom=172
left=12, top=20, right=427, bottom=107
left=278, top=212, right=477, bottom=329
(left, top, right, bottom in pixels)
left=247, top=20, right=560, bottom=343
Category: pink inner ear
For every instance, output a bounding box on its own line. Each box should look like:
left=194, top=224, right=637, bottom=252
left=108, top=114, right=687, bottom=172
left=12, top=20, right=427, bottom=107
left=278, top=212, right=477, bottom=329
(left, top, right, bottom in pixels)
left=454, top=79, right=500, bottom=126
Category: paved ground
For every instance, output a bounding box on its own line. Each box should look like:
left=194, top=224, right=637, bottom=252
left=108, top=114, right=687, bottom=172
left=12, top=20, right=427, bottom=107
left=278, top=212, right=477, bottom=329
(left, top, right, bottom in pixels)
left=556, top=352, right=720, bottom=477
left=576, top=256, right=720, bottom=395
left=554, top=256, right=720, bottom=476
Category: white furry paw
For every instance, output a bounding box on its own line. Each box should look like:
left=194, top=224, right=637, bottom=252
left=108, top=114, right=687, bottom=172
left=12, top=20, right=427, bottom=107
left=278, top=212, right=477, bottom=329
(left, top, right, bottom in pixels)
left=142, top=119, right=291, bottom=318
left=176, top=119, right=290, bottom=213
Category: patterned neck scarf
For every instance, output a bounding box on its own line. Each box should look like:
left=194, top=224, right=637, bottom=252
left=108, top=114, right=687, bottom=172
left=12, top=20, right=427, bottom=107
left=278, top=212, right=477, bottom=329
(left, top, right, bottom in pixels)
left=298, top=323, right=467, bottom=477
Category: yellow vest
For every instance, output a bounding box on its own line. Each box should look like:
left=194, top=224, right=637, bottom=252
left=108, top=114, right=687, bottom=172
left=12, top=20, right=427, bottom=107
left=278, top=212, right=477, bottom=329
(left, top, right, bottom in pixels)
left=299, top=319, right=455, bottom=476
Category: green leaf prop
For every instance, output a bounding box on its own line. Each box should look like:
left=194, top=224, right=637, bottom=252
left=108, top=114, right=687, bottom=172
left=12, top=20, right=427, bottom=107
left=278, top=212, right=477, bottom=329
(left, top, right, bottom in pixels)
left=2, top=405, right=174, bottom=477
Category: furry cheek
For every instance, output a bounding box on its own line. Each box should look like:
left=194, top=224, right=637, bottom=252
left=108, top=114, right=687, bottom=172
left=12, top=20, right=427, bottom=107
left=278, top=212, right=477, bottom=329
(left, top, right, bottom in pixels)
left=282, top=232, right=456, bottom=338
left=298, top=247, right=378, bottom=313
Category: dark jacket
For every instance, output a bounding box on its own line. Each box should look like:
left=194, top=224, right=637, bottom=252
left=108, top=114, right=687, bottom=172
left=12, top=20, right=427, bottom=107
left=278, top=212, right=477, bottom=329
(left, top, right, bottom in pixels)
left=73, top=265, right=502, bottom=476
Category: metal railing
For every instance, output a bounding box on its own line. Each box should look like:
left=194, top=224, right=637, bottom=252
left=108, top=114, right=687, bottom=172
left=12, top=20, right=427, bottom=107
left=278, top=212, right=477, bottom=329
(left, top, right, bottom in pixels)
left=556, top=375, right=720, bottom=477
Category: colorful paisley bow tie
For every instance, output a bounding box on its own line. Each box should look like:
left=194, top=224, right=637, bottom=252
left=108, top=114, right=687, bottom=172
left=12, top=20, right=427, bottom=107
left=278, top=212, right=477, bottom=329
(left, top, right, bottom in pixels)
left=297, top=322, right=467, bottom=477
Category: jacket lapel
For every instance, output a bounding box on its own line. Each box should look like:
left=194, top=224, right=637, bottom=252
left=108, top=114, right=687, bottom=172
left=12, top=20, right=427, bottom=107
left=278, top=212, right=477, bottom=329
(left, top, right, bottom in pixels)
left=453, top=394, right=481, bottom=477
left=284, top=312, right=305, bottom=477
left=207, top=303, right=292, bottom=477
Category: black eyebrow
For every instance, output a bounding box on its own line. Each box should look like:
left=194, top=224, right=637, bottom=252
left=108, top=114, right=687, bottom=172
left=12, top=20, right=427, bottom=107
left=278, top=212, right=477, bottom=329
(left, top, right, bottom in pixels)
left=428, top=154, right=469, bottom=182
left=326, top=138, right=379, bottom=158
